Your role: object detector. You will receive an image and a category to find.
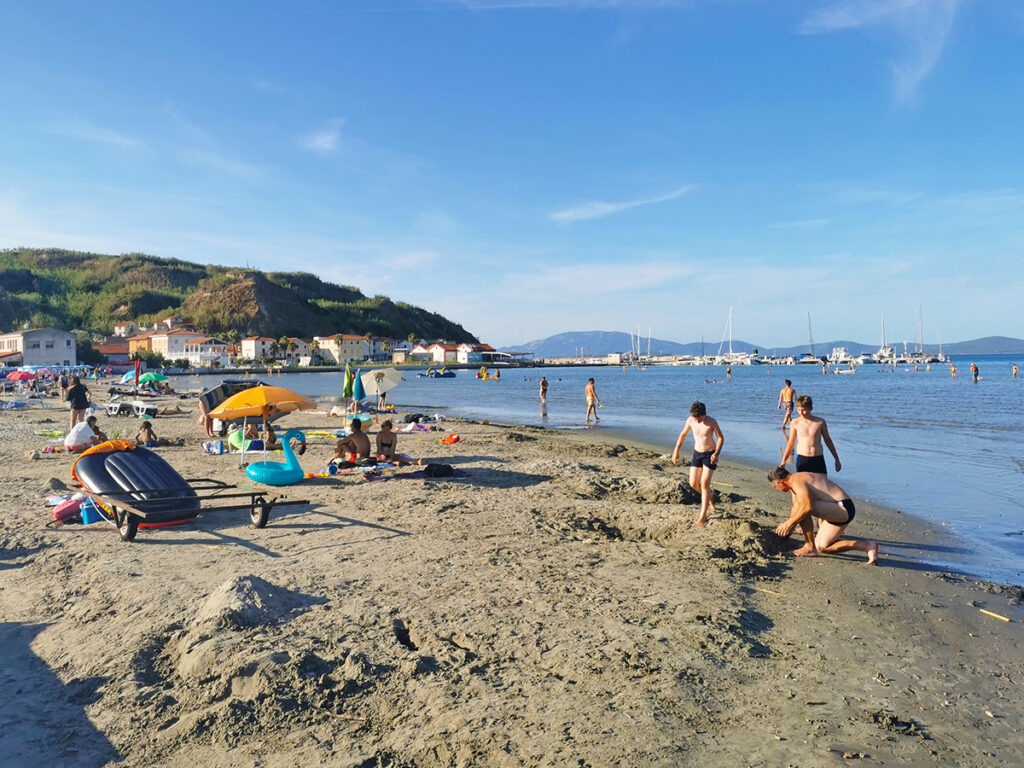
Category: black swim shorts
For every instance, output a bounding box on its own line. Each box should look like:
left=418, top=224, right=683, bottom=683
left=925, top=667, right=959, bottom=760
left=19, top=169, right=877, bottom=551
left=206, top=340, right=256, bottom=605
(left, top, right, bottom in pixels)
left=838, top=498, right=856, bottom=525
left=691, top=450, right=718, bottom=470
left=796, top=454, right=827, bottom=474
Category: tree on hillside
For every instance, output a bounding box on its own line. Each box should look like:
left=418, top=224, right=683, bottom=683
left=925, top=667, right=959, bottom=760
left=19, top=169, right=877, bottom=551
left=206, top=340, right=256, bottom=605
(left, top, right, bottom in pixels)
left=407, top=333, right=416, bottom=345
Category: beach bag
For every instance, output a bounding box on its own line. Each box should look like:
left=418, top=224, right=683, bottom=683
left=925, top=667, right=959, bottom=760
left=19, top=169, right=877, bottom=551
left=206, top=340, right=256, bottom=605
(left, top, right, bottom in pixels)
left=52, top=496, right=84, bottom=524
left=424, top=463, right=454, bottom=478
left=203, top=440, right=226, bottom=455
left=64, top=422, right=95, bottom=451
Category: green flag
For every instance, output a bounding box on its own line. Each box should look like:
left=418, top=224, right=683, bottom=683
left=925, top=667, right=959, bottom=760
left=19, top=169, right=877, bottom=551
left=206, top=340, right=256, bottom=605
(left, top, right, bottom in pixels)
left=343, top=362, right=354, bottom=398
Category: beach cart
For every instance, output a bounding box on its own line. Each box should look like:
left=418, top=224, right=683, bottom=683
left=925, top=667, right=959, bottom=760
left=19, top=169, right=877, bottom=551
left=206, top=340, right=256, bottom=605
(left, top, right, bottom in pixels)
left=71, top=441, right=307, bottom=542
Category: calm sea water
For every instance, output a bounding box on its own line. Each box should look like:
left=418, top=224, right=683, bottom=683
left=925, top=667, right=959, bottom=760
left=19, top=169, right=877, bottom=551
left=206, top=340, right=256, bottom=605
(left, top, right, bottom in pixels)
left=183, top=353, right=1024, bottom=583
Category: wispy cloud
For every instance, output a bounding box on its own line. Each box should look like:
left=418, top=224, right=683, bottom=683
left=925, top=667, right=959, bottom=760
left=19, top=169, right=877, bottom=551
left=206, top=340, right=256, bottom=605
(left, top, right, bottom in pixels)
left=438, top=0, right=689, bottom=8
left=176, top=149, right=267, bottom=182
left=800, top=0, right=964, bottom=104
left=768, top=218, right=832, bottom=230
left=300, top=119, right=345, bottom=154
left=550, top=185, right=696, bottom=223
left=250, top=78, right=286, bottom=94
left=49, top=119, right=148, bottom=150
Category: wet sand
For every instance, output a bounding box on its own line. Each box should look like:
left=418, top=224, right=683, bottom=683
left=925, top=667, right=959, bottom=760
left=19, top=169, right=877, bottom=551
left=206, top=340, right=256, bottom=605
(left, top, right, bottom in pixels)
left=1, top=398, right=1022, bottom=767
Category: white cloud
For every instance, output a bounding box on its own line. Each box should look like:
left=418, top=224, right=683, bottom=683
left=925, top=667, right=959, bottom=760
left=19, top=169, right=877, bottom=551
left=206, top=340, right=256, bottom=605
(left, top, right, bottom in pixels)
left=502, top=259, right=696, bottom=298
left=176, top=149, right=267, bottom=182
left=301, top=119, right=345, bottom=154
left=550, top=185, right=696, bottom=223
left=49, top=119, right=148, bottom=150
left=801, top=0, right=964, bottom=104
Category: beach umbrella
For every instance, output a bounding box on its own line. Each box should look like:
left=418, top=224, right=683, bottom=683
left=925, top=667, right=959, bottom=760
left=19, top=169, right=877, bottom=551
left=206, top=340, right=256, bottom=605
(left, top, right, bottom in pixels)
left=342, top=362, right=354, bottom=399
left=138, top=372, right=168, bottom=384
left=352, top=368, right=366, bottom=401
left=208, top=385, right=318, bottom=466
left=8, top=370, right=34, bottom=381
left=360, top=367, right=404, bottom=396
left=36, top=367, right=55, bottom=376
left=119, top=370, right=135, bottom=385
left=208, top=385, right=317, bottom=421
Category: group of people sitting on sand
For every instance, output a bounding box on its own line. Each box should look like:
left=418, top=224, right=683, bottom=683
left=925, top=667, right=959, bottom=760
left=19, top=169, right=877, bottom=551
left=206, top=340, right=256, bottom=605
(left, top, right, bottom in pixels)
left=328, top=418, right=423, bottom=469
left=670, top=392, right=878, bottom=566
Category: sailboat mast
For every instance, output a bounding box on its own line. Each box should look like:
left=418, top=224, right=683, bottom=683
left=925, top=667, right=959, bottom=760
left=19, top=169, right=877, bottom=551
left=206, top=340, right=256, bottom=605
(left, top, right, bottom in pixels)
left=807, top=313, right=814, bottom=357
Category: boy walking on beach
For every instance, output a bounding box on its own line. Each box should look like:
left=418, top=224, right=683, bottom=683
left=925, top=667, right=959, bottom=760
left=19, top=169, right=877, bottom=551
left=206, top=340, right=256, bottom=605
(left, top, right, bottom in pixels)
left=768, top=466, right=878, bottom=564
left=777, top=379, right=795, bottom=433
left=585, top=378, right=600, bottom=423
left=780, top=395, right=840, bottom=475
left=671, top=401, right=724, bottom=527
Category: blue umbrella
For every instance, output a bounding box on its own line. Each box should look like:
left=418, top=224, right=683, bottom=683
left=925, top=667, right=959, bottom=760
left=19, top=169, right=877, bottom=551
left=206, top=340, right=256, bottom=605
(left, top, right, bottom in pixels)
left=119, top=370, right=135, bottom=385
left=352, top=368, right=366, bottom=401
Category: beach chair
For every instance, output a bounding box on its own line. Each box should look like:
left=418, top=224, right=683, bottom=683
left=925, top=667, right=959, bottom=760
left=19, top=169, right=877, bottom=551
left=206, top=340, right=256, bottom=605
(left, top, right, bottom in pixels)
left=106, top=401, right=135, bottom=417
left=71, top=441, right=307, bottom=542
left=131, top=401, right=159, bottom=418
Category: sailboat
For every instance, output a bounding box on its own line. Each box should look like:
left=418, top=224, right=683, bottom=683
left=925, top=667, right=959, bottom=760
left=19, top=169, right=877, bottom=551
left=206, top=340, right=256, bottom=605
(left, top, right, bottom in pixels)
left=714, top=307, right=758, bottom=365
left=798, top=313, right=821, bottom=364
left=874, top=314, right=896, bottom=364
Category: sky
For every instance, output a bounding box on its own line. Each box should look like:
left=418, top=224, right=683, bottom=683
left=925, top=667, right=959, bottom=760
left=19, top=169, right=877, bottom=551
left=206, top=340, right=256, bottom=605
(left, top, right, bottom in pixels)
left=1, top=0, right=1022, bottom=348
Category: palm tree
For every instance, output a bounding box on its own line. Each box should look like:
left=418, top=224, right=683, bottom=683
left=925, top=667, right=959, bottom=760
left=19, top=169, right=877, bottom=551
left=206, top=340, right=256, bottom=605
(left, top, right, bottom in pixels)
left=407, top=333, right=416, bottom=345
left=333, top=334, right=344, bottom=364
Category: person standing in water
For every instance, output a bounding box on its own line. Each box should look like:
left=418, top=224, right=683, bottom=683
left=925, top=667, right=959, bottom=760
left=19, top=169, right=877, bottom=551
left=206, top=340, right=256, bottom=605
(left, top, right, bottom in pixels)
left=777, top=379, right=796, bottom=434
left=780, top=394, right=841, bottom=475
left=539, top=376, right=548, bottom=402
left=585, top=378, right=600, bottom=423
left=671, top=401, right=724, bottom=527
left=971, top=361, right=979, bottom=382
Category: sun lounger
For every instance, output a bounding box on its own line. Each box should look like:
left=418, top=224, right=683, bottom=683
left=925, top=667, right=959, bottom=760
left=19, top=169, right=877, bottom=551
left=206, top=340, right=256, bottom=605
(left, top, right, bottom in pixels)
left=106, top=401, right=135, bottom=417
left=71, top=441, right=307, bottom=542
left=131, top=401, right=159, bottom=418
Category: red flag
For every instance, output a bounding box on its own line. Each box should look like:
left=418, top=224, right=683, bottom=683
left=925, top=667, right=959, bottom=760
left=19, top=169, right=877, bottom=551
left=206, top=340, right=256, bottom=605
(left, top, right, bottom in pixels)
left=134, top=358, right=141, bottom=386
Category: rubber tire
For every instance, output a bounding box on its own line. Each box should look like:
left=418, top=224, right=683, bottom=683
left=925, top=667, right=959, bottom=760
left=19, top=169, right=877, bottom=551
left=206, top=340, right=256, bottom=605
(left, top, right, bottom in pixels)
left=118, top=510, right=139, bottom=542
left=251, top=502, right=270, bottom=528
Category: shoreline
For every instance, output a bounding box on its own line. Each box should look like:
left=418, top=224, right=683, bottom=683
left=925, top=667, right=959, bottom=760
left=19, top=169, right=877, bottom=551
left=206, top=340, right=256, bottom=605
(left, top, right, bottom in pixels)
left=2, top=402, right=1023, bottom=765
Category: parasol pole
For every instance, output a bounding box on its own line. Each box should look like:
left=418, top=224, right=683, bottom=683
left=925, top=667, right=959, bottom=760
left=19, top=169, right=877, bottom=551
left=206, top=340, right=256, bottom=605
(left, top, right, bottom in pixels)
left=240, top=416, right=246, bottom=467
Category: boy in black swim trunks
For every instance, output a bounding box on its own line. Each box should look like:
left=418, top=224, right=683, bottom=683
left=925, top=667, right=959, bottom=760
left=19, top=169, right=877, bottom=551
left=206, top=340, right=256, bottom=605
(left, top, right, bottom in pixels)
left=780, top=394, right=841, bottom=475
left=767, top=466, right=878, bottom=564
left=671, top=401, right=724, bottom=527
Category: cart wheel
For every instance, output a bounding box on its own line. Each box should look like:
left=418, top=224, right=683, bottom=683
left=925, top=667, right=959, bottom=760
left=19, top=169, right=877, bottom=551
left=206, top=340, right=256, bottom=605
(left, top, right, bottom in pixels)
left=251, top=501, right=270, bottom=528
left=118, top=510, right=139, bottom=542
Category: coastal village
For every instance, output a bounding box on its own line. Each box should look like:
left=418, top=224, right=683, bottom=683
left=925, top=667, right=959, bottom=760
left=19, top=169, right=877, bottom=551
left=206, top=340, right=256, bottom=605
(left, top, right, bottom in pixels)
left=0, top=316, right=512, bottom=372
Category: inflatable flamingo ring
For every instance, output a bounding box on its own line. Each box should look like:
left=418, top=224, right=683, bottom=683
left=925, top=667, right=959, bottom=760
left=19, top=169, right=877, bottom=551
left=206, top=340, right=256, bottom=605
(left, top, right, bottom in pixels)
left=245, top=429, right=307, bottom=486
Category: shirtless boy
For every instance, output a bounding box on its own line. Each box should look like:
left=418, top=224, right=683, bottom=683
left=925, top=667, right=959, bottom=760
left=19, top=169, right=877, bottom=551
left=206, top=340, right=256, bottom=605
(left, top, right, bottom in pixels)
left=585, top=378, right=600, bottom=423
left=671, top=401, right=724, bottom=526
left=780, top=394, right=840, bottom=475
left=329, top=419, right=371, bottom=464
left=767, top=466, right=878, bottom=564
left=777, top=379, right=796, bottom=433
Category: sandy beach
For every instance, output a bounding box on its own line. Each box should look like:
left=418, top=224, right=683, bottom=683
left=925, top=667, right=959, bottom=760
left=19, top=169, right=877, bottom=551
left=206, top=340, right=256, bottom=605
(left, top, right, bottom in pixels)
left=1, top=396, right=1023, bottom=767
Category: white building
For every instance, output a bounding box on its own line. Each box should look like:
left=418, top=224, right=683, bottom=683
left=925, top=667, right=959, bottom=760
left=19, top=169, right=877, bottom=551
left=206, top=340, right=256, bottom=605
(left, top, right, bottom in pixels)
left=183, top=337, right=230, bottom=368
left=241, top=337, right=276, bottom=360
left=0, top=328, right=77, bottom=367
left=313, top=334, right=367, bottom=363
left=149, top=329, right=206, bottom=360
left=427, top=343, right=460, bottom=363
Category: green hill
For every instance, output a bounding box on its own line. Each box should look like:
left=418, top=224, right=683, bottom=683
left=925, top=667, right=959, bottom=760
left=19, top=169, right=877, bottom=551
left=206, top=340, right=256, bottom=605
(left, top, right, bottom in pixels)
left=0, top=248, right=477, bottom=343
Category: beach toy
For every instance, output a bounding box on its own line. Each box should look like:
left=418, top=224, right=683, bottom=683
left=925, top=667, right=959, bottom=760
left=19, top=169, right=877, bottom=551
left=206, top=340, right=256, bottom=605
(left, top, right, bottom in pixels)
left=245, top=430, right=307, bottom=486
left=347, top=414, right=374, bottom=430
left=439, top=432, right=461, bottom=445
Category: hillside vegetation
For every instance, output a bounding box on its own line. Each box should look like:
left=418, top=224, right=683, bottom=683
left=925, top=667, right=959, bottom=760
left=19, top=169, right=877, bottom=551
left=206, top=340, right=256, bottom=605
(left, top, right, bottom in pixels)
left=0, top=248, right=477, bottom=343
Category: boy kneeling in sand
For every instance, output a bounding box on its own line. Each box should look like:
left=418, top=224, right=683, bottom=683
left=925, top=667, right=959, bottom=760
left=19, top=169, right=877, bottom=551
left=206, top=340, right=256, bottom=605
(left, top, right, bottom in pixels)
left=768, top=466, right=878, bottom=564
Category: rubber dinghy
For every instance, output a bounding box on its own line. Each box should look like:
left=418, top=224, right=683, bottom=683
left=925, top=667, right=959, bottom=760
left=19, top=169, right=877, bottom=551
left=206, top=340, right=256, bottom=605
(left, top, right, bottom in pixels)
left=71, top=440, right=200, bottom=539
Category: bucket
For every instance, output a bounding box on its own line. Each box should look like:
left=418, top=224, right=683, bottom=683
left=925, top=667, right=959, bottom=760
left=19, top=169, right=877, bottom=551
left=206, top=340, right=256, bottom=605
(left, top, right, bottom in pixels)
left=80, top=499, right=103, bottom=525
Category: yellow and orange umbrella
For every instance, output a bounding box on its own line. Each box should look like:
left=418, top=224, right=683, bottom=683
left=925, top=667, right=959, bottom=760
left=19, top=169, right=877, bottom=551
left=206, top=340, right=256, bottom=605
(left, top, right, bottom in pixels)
left=208, top=385, right=317, bottom=421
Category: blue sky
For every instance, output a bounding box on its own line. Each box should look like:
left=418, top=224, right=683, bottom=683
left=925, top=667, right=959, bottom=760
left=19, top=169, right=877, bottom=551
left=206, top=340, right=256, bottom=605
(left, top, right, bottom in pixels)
left=1, top=0, right=1022, bottom=348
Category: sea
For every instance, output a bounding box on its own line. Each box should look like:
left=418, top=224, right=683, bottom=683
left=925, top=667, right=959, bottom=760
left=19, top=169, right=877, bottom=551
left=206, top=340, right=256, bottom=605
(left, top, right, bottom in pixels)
left=182, top=353, right=1024, bottom=585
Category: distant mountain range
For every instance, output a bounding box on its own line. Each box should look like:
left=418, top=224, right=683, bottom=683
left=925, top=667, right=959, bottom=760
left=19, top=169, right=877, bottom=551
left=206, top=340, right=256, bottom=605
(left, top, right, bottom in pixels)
left=501, top=331, right=1024, bottom=358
